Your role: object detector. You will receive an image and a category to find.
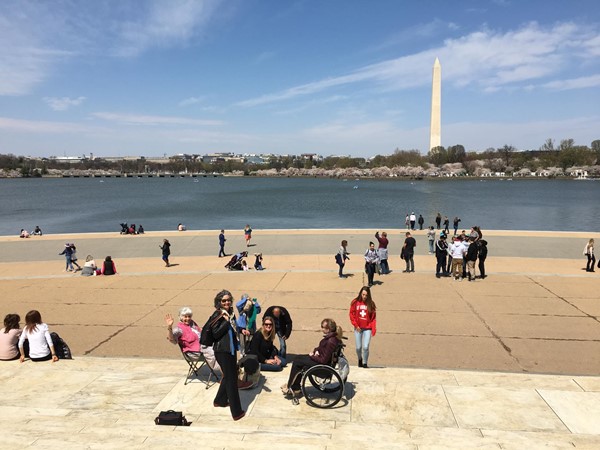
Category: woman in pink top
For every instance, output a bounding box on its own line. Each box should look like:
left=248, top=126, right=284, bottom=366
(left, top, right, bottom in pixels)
left=0, top=314, right=22, bottom=360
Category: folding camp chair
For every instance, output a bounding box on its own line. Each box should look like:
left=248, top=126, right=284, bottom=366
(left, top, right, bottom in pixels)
left=179, top=344, right=220, bottom=389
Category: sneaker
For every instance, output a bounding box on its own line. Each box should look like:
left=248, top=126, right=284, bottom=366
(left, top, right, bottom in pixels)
left=363, top=364, right=369, bottom=369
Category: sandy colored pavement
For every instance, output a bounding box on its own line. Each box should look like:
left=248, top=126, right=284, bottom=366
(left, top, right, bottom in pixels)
left=1, top=229, right=599, bottom=375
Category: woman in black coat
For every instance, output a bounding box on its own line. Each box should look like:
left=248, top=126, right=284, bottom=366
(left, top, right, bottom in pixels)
left=248, top=316, right=285, bottom=372
left=209, top=289, right=246, bottom=421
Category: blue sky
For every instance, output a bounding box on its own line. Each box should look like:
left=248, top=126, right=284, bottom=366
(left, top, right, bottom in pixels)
left=1, top=0, right=599, bottom=158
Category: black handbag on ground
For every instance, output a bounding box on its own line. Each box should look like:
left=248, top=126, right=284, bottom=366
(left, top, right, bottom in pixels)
left=154, top=410, right=190, bottom=426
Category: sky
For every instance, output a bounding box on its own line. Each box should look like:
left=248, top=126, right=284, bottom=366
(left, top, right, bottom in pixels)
left=1, top=0, right=599, bottom=158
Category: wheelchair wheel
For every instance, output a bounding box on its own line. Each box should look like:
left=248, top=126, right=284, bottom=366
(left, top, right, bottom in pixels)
left=301, top=365, right=344, bottom=408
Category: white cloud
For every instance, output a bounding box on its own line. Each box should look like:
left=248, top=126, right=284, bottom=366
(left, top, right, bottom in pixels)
left=542, top=74, right=600, bottom=91
left=0, top=116, right=99, bottom=133
left=0, top=0, right=226, bottom=95
left=91, top=112, right=223, bottom=127
left=43, top=96, right=86, bottom=111
left=178, top=96, right=205, bottom=107
left=114, top=0, right=223, bottom=57
left=237, top=21, right=600, bottom=107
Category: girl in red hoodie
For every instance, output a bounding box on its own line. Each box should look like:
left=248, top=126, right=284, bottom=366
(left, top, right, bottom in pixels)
left=349, top=286, right=377, bottom=368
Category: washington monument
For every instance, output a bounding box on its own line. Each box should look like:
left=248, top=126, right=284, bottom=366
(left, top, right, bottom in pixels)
left=429, top=57, right=441, bottom=151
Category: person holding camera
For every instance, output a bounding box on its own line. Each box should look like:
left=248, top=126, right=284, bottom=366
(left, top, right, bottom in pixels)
left=209, top=290, right=247, bottom=421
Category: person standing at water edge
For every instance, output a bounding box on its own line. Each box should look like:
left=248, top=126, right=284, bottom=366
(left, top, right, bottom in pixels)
left=584, top=239, right=595, bottom=272
left=219, top=230, right=227, bottom=257
left=375, top=231, right=389, bottom=274
left=402, top=232, right=416, bottom=273
left=409, top=212, right=416, bottom=230
left=418, top=214, right=424, bottom=230
left=364, top=242, right=379, bottom=287
left=244, top=224, right=252, bottom=247
left=453, top=217, right=461, bottom=236
left=435, top=213, right=442, bottom=230
left=160, top=239, right=171, bottom=267
left=349, top=286, right=376, bottom=369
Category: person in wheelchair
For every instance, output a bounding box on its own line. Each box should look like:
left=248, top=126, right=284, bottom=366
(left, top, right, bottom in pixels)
left=248, top=316, right=286, bottom=371
left=165, top=307, right=220, bottom=374
left=281, top=318, right=343, bottom=397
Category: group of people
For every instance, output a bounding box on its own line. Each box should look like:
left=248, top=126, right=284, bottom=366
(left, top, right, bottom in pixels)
left=1, top=310, right=67, bottom=362
left=120, top=223, right=144, bottom=235
left=164, top=285, right=377, bottom=420
left=58, top=244, right=117, bottom=276
left=19, top=226, right=42, bottom=238
left=435, top=227, right=487, bottom=281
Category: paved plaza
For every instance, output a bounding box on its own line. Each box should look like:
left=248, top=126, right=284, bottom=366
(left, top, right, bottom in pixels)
left=0, top=230, right=599, bottom=447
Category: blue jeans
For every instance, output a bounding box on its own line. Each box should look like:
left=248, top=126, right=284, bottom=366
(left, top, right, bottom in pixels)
left=428, top=240, right=434, bottom=253
left=379, top=259, right=389, bottom=274
left=261, top=355, right=286, bottom=372
left=277, top=333, right=287, bottom=359
left=354, top=328, right=372, bottom=365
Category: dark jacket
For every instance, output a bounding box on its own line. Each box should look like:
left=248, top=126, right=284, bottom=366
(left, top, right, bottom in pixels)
left=209, top=309, right=240, bottom=355
left=310, top=332, right=340, bottom=365
left=478, top=240, right=488, bottom=259
left=263, top=306, right=293, bottom=339
left=248, top=331, right=277, bottom=363
left=467, top=242, right=479, bottom=261
left=435, top=239, right=448, bottom=258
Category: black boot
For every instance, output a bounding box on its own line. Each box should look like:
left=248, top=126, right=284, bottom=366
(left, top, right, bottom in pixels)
left=358, top=359, right=363, bottom=368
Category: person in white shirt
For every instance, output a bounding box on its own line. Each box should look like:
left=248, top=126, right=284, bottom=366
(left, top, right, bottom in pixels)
left=449, top=237, right=467, bottom=281
left=18, top=310, right=58, bottom=362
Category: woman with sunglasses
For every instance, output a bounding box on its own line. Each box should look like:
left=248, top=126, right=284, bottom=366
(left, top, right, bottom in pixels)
left=349, top=286, right=377, bottom=368
left=208, top=289, right=246, bottom=421
left=281, top=318, right=343, bottom=397
left=248, top=316, right=285, bottom=372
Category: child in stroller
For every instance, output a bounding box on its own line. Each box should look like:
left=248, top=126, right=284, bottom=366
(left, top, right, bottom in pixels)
left=225, top=251, right=248, bottom=271
left=120, top=223, right=129, bottom=234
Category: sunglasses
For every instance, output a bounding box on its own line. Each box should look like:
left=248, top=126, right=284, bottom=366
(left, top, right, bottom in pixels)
left=263, top=323, right=273, bottom=327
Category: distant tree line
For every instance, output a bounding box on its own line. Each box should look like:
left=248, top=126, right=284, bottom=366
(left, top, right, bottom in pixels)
left=1, top=137, right=599, bottom=177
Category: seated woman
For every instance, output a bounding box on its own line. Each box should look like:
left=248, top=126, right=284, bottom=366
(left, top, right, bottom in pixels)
left=101, top=256, right=117, bottom=275
left=164, top=307, right=220, bottom=374
left=248, top=316, right=285, bottom=372
left=281, top=318, right=343, bottom=396
left=81, top=255, right=98, bottom=276
left=18, top=310, right=59, bottom=362
left=20, top=229, right=30, bottom=238
left=0, top=314, right=22, bottom=361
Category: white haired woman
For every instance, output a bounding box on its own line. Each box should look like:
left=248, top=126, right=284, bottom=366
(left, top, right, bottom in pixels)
left=165, top=306, right=220, bottom=373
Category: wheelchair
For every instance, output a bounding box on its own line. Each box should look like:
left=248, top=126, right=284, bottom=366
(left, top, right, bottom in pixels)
left=291, top=340, right=350, bottom=408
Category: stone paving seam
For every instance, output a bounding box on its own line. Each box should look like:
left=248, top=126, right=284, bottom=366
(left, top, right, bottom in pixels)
left=534, top=388, right=574, bottom=435
left=528, top=276, right=600, bottom=325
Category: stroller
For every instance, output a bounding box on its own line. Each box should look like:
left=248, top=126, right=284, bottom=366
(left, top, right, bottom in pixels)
left=225, top=252, right=248, bottom=271
left=119, top=223, right=129, bottom=234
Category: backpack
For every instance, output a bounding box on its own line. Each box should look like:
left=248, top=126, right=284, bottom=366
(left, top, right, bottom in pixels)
left=200, top=316, right=215, bottom=346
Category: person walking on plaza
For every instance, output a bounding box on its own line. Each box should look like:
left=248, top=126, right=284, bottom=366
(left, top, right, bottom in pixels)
left=435, top=234, right=448, bottom=278
left=336, top=240, right=350, bottom=278
left=584, top=239, right=595, bottom=272
left=263, top=305, right=292, bottom=359
left=364, top=242, right=379, bottom=287
left=59, top=243, right=75, bottom=272
left=69, top=244, right=82, bottom=271
left=244, top=224, right=252, bottom=247
left=349, top=286, right=376, bottom=369
left=427, top=226, right=436, bottom=254
left=418, top=214, right=424, bottom=230
left=219, top=230, right=227, bottom=257
left=478, top=239, right=488, bottom=279
left=402, top=232, right=416, bottom=273
left=404, top=214, right=410, bottom=230
left=435, top=213, right=442, bottom=230
left=160, top=239, right=171, bottom=267
left=209, top=290, right=246, bottom=421
left=375, top=231, right=390, bottom=274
